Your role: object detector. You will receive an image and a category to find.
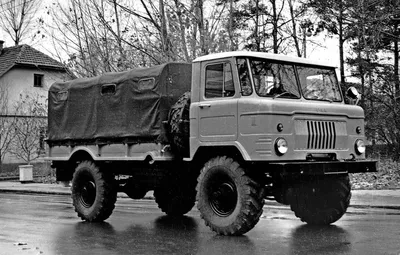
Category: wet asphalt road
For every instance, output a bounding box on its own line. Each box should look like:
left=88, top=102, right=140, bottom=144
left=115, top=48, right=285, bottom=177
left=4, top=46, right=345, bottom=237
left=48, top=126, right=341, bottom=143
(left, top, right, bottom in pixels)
left=1, top=193, right=400, bottom=255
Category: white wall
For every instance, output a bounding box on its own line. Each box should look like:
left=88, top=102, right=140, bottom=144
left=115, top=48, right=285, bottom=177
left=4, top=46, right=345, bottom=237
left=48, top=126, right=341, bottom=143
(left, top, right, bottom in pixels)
left=1, top=66, right=70, bottom=112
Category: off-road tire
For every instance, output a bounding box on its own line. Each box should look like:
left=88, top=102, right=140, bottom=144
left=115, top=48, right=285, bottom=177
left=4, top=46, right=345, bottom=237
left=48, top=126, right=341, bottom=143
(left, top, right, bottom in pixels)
left=289, top=174, right=351, bottom=225
left=168, top=92, right=190, bottom=157
left=154, top=186, right=196, bottom=216
left=71, top=161, right=117, bottom=222
left=123, top=178, right=147, bottom=199
left=196, top=156, right=264, bottom=236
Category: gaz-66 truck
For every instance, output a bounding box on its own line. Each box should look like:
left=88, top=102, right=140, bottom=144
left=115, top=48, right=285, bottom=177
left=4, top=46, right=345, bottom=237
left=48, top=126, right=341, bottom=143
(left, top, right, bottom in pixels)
left=47, top=51, right=376, bottom=236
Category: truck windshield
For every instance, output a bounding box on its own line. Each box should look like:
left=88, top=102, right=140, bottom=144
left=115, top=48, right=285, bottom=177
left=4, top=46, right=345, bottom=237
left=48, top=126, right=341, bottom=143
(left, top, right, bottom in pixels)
left=238, top=57, right=342, bottom=101
left=297, top=66, right=342, bottom=102
left=244, top=58, right=300, bottom=98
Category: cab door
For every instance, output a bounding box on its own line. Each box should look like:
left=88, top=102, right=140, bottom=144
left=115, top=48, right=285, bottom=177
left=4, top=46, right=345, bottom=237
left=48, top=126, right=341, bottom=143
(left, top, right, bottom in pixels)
left=198, top=61, right=238, bottom=142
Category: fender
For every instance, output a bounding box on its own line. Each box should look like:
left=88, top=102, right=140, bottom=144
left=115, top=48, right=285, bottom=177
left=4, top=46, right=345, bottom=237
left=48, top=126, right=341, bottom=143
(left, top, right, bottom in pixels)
left=186, top=141, right=250, bottom=162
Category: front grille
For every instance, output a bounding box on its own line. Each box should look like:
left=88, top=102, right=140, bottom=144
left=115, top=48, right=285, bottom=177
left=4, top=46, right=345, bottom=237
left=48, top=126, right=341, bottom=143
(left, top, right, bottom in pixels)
left=306, top=121, right=336, bottom=149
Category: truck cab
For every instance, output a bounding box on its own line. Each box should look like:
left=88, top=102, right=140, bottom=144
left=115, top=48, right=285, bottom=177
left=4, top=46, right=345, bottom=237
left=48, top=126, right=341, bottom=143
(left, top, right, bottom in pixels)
left=189, top=52, right=372, bottom=170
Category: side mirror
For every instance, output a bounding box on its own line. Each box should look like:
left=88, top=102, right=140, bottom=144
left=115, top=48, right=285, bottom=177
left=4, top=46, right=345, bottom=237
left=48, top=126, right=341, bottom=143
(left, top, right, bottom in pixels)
left=346, top=86, right=361, bottom=105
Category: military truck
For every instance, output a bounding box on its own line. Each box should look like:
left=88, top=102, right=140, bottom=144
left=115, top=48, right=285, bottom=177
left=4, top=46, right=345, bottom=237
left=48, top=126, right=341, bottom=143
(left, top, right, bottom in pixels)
left=47, top=51, right=376, bottom=236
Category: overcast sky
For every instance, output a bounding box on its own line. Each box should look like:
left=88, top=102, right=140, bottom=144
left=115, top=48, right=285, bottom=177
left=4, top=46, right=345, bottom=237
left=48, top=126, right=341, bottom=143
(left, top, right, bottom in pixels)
left=0, top=0, right=341, bottom=69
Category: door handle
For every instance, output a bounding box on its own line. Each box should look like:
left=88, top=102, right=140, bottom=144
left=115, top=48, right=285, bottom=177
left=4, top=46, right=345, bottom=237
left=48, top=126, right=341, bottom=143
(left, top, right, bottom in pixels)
left=199, top=104, right=211, bottom=109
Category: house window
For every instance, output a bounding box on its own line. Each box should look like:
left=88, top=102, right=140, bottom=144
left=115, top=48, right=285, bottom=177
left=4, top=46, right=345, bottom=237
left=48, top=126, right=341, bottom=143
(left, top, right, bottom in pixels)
left=34, top=74, right=44, bottom=87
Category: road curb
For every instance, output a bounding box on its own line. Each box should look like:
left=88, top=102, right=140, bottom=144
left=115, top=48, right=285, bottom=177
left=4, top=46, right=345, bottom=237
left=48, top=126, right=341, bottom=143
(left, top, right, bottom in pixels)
left=350, top=204, right=400, bottom=210
left=0, top=189, right=70, bottom=196
left=0, top=188, right=155, bottom=199
left=1, top=188, right=399, bottom=210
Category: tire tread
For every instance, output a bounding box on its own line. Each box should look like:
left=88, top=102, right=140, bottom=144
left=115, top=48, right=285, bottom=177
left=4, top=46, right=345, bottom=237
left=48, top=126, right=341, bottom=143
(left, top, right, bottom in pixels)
left=196, top=156, right=264, bottom=235
left=72, top=161, right=117, bottom=222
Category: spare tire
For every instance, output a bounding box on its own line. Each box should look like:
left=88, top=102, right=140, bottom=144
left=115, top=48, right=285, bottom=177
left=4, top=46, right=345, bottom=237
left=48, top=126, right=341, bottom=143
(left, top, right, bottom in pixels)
left=168, top=92, right=190, bottom=157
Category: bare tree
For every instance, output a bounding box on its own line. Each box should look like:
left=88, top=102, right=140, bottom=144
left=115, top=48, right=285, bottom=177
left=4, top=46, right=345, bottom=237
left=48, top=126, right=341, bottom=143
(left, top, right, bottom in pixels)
left=0, top=0, right=40, bottom=45
left=42, top=0, right=239, bottom=76
left=173, top=0, right=190, bottom=61
left=159, top=0, right=170, bottom=60
left=0, top=86, right=16, bottom=169
left=269, top=0, right=283, bottom=53
left=45, top=0, right=164, bottom=76
left=287, top=0, right=311, bottom=57
left=10, top=93, right=47, bottom=165
left=193, top=0, right=207, bottom=55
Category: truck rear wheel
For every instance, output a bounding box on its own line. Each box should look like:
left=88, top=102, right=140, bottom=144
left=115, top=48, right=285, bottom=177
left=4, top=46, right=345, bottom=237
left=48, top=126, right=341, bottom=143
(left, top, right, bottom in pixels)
left=196, top=156, right=264, bottom=236
left=168, top=92, right=190, bottom=157
left=154, top=186, right=196, bottom=216
left=71, top=161, right=117, bottom=222
left=289, top=174, right=351, bottom=225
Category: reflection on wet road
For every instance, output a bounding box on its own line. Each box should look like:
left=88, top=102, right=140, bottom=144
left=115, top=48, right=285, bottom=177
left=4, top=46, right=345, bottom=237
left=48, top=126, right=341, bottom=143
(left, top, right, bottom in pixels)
left=1, top=193, right=400, bottom=255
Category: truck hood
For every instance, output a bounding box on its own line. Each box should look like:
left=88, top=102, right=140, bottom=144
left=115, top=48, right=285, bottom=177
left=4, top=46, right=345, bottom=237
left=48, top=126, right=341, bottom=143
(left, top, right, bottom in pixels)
left=239, top=98, right=365, bottom=120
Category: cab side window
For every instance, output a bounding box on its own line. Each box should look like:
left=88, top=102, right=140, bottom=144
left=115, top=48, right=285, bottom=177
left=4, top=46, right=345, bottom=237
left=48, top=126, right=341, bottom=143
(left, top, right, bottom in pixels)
left=205, top=63, right=235, bottom=98
left=237, top=58, right=252, bottom=96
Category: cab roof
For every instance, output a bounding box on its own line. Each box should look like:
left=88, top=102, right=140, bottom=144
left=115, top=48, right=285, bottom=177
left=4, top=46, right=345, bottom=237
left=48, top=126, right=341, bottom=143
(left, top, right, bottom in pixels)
left=193, top=51, right=337, bottom=68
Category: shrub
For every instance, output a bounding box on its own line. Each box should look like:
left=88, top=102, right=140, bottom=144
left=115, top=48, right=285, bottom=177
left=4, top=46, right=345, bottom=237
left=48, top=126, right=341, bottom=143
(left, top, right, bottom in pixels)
left=350, top=159, right=400, bottom=190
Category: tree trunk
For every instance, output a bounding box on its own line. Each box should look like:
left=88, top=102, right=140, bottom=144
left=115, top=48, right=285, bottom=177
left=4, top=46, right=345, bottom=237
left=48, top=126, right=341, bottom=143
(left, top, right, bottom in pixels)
left=338, top=1, right=346, bottom=84
left=191, top=0, right=198, bottom=58
left=174, top=0, right=190, bottom=61
left=394, top=22, right=399, bottom=98
left=159, top=0, right=170, bottom=61
left=76, top=0, right=97, bottom=76
left=271, top=0, right=278, bottom=53
left=71, top=1, right=90, bottom=75
left=302, top=27, right=307, bottom=58
left=196, top=0, right=207, bottom=55
left=358, top=45, right=365, bottom=108
left=255, top=0, right=260, bottom=51
left=112, top=0, right=126, bottom=69
left=288, top=0, right=301, bottom=57
left=228, top=0, right=235, bottom=51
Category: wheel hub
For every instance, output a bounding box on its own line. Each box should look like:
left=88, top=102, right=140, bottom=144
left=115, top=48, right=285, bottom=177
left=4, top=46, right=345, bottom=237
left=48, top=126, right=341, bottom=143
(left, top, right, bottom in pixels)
left=209, top=181, right=237, bottom=217
left=80, top=180, right=96, bottom=208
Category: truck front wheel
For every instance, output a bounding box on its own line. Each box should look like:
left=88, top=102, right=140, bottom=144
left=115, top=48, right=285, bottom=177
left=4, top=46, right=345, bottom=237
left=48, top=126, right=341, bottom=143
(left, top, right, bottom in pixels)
left=196, top=156, right=264, bottom=236
left=71, top=161, right=117, bottom=222
left=289, top=174, right=351, bottom=225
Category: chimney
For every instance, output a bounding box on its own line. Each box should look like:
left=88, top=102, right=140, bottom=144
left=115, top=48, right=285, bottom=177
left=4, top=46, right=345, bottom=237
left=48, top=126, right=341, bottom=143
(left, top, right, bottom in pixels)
left=0, top=40, right=4, bottom=54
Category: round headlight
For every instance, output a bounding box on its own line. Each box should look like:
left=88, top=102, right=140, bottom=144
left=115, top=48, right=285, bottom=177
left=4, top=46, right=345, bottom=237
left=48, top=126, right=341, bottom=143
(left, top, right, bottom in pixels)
left=275, top=138, right=288, bottom=155
left=355, top=139, right=366, bottom=154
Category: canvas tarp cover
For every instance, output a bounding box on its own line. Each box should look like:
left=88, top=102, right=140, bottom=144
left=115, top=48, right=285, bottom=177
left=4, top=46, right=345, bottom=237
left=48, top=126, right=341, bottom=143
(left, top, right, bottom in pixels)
left=47, top=63, right=191, bottom=144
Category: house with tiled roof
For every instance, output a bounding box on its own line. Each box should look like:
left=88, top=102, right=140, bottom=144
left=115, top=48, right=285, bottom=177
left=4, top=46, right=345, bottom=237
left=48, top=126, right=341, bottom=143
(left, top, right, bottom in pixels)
left=0, top=40, right=73, bottom=111
left=0, top=40, right=73, bottom=164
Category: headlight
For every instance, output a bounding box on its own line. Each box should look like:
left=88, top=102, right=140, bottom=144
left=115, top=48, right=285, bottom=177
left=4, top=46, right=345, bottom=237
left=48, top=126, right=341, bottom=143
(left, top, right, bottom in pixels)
left=275, top=138, right=288, bottom=155
left=355, top=139, right=366, bottom=154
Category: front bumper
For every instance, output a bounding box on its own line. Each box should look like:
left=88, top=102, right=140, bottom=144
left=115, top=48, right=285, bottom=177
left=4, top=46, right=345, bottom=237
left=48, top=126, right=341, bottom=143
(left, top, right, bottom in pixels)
left=269, top=160, right=377, bottom=175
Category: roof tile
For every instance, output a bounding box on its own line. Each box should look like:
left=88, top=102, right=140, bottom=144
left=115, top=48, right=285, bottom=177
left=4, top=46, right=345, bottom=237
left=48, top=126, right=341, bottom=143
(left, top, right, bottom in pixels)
left=0, top=44, right=65, bottom=77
